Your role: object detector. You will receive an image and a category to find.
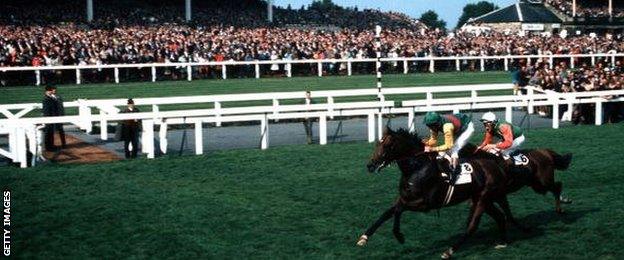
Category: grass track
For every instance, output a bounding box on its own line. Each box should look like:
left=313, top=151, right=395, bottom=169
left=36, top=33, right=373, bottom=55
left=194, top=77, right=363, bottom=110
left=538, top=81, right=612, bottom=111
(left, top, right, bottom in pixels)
left=1, top=123, right=623, bottom=259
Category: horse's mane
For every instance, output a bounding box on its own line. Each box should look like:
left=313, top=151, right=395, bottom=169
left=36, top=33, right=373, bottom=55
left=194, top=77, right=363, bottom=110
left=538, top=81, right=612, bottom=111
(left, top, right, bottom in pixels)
left=392, top=128, right=424, bottom=151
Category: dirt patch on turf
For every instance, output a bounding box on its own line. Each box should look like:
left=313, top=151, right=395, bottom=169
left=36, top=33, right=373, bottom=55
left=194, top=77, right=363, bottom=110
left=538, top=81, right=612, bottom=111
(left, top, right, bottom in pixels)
left=44, top=134, right=121, bottom=164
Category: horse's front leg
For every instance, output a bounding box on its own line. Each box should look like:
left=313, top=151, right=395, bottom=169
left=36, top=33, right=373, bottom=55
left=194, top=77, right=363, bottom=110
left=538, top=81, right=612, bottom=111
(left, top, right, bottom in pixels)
left=392, top=203, right=406, bottom=244
left=357, top=203, right=398, bottom=246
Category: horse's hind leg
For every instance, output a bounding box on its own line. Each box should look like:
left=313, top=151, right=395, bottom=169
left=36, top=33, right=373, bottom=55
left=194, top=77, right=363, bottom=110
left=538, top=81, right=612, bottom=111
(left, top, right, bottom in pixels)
left=550, top=181, right=565, bottom=214
left=442, top=199, right=486, bottom=259
left=484, top=203, right=509, bottom=248
left=497, top=196, right=530, bottom=233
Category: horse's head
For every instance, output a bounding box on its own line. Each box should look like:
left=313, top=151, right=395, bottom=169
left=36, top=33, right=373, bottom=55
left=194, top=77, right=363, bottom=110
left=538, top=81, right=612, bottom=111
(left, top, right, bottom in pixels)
left=367, top=126, right=425, bottom=173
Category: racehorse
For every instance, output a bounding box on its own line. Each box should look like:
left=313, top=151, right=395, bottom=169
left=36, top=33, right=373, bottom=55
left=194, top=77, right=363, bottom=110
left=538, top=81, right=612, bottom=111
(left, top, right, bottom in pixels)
left=358, top=127, right=572, bottom=258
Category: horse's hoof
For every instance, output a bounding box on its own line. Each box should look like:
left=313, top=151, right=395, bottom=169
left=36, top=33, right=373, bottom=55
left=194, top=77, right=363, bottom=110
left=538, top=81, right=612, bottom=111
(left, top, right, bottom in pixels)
left=394, top=232, right=405, bottom=244
left=441, top=248, right=454, bottom=259
left=356, top=235, right=368, bottom=247
left=560, top=196, right=573, bottom=204
left=495, top=243, right=508, bottom=249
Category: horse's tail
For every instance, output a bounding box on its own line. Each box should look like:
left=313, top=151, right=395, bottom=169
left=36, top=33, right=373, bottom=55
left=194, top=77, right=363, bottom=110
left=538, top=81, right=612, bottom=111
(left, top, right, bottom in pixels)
left=550, top=151, right=573, bottom=171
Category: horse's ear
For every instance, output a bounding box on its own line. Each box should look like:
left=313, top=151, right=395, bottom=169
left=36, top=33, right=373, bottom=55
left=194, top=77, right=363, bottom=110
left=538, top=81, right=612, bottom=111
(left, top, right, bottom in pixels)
left=384, top=126, right=394, bottom=135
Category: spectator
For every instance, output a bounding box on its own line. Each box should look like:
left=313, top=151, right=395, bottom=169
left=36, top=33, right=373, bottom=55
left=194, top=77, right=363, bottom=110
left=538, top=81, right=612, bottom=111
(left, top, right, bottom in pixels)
left=42, top=84, right=66, bottom=151
left=120, top=98, right=141, bottom=159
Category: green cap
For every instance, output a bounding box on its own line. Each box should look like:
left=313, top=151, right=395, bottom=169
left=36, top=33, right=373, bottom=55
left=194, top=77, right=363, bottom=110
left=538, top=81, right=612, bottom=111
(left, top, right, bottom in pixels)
left=423, top=111, right=441, bottom=126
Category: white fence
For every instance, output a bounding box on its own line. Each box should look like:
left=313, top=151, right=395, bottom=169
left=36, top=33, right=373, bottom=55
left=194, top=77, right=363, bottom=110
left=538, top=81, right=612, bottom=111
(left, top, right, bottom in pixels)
left=1, top=53, right=623, bottom=85
left=1, top=83, right=623, bottom=168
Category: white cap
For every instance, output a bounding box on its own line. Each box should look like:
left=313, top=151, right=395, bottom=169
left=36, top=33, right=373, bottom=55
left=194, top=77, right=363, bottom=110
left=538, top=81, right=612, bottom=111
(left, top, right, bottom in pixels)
left=481, top=112, right=497, bottom=123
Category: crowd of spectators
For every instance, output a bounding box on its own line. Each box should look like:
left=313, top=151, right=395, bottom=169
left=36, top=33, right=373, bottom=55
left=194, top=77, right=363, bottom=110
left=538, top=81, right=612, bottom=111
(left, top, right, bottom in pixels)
left=514, top=58, right=623, bottom=124
left=545, top=0, right=624, bottom=18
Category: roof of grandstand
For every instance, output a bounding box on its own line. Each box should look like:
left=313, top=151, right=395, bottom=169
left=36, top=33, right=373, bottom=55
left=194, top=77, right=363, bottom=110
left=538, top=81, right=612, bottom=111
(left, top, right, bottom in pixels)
left=471, top=1, right=562, bottom=24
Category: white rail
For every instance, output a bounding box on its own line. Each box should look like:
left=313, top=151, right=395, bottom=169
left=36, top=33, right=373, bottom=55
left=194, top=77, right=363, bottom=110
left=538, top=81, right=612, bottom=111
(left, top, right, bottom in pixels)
left=0, top=53, right=622, bottom=85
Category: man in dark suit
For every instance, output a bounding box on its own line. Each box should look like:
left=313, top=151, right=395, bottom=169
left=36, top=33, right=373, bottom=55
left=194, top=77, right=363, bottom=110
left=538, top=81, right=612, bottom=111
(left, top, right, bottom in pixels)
left=121, top=98, right=141, bottom=159
left=42, top=84, right=66, bottom=151
left=302, top=90, right=314, bottom=144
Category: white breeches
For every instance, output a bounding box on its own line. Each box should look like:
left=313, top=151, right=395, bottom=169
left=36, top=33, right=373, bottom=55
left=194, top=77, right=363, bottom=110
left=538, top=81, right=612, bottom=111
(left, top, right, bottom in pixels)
left=449, top=122, right=475, bottom=158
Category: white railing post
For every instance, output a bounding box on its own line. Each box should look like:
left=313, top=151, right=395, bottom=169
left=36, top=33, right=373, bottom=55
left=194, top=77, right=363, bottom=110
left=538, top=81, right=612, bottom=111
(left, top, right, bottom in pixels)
left=407, top=110, right=415, bottom=133
left=505, top=105, right=513, bottom=123
left=327, top=96, right=334, bottom=119
left=76, top=69, right=81, bottom=85
left=272, top=99, right=279, bottom=122
left=367, top=113, right=375, bottom=143
left=319, top=115, right=327, bottom=145
left=527, top=57, right=531, bottom=66
left=214, top=102, right=222, bottom=127
left=151, top=66, right=156, bottom=82
left=26, top=125, right=37, bottom=167
left=504, top=57, right=509, bottom=71
left=591, top=55, right=596, bottom=66
left=376, top=113, right=383, bottom=141
left=255, top=62, right=260, bottom=79
left=549, top=56, right=554, bottom=69
left=347, top=60, right=352, bottom=76
left=78, top=99, right=92, bottom=133
left=187, top=65, right=192, bottom=81
left=286, top=63, right=292, bottom=78
left=429, top=56, right=435, bottom=73
left=142, top=119, right=155, bottom=158
left=471, top=90, right=478, bottom=99
left=480, top=58, right=485, bottom=72
left=159, top=120, right=168, bottom=154
left=194, top=121, right=203, bottom=155
left=222, top=64, right=227, bottom=79
left=595, top=100, right=603, bottom=125
left=404, top=60, right=409, bottom=74
left=35, top=70, right=41, bottom=86
left=552, top=102, right=559, bottom=129
left=611, top=54, right=616, bottom=66
left=16, top=126, right=27, bottom=168
left=260, top=115, right=269, bottom=150
left=317, top=61, right=323, bottom=77
left=455, top=58, right=460, bottom=71
left=99, top=110, right=108, bottom=140
left=426, top=92, right=433, bottom=107
left=570, top=57, right=575, bottom=69
left=527, top=87, right=534, bottom=114
left=114, top=67, right=120, bottom=84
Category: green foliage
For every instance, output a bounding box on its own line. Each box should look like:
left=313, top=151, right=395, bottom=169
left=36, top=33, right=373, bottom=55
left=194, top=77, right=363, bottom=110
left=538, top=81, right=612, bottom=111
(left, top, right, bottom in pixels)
left=1, top=124, right=623, bottom=258
left=419, top=10, right=447, bottom=30
left=456, top=1, right=499, bottom=28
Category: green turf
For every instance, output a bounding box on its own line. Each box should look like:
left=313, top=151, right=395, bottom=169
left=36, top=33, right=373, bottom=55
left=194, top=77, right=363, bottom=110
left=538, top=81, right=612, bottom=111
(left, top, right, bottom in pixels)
left=2, top=123, right=623, bottom=259
left=1, top=71, right=512, bottom=118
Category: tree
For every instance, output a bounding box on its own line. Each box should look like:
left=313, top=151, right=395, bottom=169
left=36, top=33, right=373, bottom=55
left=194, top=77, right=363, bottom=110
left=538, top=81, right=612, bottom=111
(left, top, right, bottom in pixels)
left=419, top=10, right=447, bottom=30
left=456, top=1, right=499, bottom=28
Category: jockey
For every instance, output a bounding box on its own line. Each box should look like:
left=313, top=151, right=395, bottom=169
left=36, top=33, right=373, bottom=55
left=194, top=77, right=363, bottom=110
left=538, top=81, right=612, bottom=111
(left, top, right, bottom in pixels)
left=422, top=111, right=475, bottom=182
left=478, top=112, right=525, bottom=160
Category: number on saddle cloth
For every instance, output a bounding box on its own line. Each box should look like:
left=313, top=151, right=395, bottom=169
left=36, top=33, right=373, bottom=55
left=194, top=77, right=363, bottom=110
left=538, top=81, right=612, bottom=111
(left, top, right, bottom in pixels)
left=511, top=151, right=529, bottom=166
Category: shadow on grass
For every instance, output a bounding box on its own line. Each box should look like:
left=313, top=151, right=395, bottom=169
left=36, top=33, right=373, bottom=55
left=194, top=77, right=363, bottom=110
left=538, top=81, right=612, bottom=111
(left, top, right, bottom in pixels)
left=398, top=208, right=599, bottom=258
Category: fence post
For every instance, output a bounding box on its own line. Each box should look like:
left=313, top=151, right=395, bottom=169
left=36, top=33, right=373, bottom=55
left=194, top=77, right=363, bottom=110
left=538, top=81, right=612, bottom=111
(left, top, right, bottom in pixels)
left=194, top=121, right=203, bottom=155
left=527, top=87, right=534, bottom=114
left=76, top=69, right=81, bottom=85
left=426, top=92, right=433, bottom=107
left=142, top=119, right=155, bottom=159
left=611, top=54, right=616, bottom=66
left=595, top=100, right=603, bottom=125
left=551, top=102, right=559, bottom=129
left=368, top=113, right=375, bottom=143
left=504, top=57, right=509, bottom=71
left=456, top=58, right=460, bottom=71
left=286, top=63, right=292, bottom=78
left=222, top=64, right=227, bottom=79
left=272, top=99, right=279, bottom=122
left=260, top=115, right=269, bottom=150
left=16, top=126, right=27, bottom=168
left=429, top=56, right=435, bottom=73
left=505, top=105, right=513, bottom=123
left=591, top=55, right=596, bottom=66
left=99, top=110, right=108, bottom=140
left=319, top=115, right=327, bottom=145
left=159, top=120, right=167, bottom=154
left=549, top=56, right=554, bottom=69
left=187, top=65, right=192, bottom=81
left=480, top=58, right=485, bottom=72
left=471, top=90, right=478, bottom=99
left=347, top=61, right=352, bottom=76
left=214, top=102, right=222, bottom=127
left=114, top=67, right=120, bottom=83
left=255, top=62, right=260, bottom=79
left=377, top=113, right=383, bottom=141
left=35, top=70, right=41, bottom=86
left=317, top=61, right=323, bottom=77
left=151, top=66, right=156, bottom=82
left=26, top=126, right=37, bottom=167
left=570, top=57, right=575, bottom=69
left=407, top=110, right=415, bottom=133
left=404, top=60, right=409, bottom=74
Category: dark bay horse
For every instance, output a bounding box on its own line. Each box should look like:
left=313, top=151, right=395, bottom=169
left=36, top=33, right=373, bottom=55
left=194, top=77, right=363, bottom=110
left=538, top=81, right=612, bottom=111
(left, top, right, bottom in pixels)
left=358, top=127, right=572, bottom=258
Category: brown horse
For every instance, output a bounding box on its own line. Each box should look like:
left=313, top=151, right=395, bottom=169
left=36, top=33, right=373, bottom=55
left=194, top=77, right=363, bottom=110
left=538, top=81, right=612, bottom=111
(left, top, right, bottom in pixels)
left=358, top=127, right=572, bottom=258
